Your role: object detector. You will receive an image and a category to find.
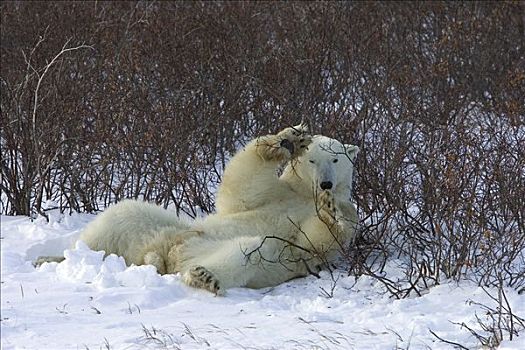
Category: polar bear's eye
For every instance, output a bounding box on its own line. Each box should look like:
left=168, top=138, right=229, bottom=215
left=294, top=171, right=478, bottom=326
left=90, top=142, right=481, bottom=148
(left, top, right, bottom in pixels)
left=333, top=159, right=338, bottom=163
left=309, top=160, right=315, bottom=164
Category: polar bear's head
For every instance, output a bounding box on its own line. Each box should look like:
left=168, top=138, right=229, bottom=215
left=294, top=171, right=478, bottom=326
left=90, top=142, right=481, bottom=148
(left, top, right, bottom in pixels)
left=282, top=135, right=359, bottom=197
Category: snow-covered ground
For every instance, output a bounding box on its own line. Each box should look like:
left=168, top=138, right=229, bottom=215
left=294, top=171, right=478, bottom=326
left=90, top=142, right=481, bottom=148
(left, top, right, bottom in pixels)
left=1, top=212, right=524, bottom=349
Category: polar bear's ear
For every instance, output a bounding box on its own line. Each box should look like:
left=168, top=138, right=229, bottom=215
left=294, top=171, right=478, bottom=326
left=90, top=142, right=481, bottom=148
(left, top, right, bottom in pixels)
left=345, top=144, right=359, bottom=161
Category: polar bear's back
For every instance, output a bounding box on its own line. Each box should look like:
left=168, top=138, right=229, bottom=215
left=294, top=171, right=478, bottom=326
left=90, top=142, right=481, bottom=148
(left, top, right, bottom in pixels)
left=79, top=200, right=189, bottom=265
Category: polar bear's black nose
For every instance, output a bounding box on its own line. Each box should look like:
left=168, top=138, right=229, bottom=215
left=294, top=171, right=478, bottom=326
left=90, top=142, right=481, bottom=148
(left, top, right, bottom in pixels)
left=320, top=181, right=333, bottom=190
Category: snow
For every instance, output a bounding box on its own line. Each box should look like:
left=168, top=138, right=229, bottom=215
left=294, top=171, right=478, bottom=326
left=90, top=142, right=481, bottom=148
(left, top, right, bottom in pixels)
left=1, top=213, right=524, bottom=349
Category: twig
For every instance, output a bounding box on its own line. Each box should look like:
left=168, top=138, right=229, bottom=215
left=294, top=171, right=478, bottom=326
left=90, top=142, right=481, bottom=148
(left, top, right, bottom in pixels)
left=428, top=329, right=469, bottom=350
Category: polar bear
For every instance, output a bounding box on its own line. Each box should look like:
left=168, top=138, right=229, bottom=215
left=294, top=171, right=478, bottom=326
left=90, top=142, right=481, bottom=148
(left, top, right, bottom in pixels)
left=37, top=125, right=359, bottom=295
left=170, top=126, right=360, bottom=294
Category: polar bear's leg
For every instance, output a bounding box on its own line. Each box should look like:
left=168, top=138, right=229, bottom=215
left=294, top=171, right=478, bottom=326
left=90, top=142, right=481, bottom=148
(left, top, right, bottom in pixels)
left=177, top=236, right=256, bottom=294
left=179, top=235, right=303, bottom=294
left=216, top=124, right=312, bottom=214
left=136, top=229, right=205, bottom=275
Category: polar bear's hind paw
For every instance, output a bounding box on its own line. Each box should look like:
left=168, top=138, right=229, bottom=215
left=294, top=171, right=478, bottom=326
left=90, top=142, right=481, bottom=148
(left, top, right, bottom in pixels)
left=184, top=266, right=222, bottom=295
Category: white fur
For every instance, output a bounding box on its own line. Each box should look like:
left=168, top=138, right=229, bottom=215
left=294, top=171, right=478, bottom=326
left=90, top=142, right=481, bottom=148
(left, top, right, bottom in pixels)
left=49, top=127, right=359, bottom=294
left=179, top=134, right=360, bottom=292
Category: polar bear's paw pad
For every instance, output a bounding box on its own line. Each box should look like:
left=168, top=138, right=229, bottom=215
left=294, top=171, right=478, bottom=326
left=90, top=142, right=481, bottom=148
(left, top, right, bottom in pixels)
left=184, top=266, right=222, bottom=295
left=277, top=124, right=312, bottom=158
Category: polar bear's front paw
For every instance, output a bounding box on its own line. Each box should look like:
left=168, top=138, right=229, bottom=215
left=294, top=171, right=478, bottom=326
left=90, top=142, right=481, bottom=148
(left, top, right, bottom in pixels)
left=256, top=123, right=312, bottom=161
left=278, top=124, right=312, bottom=158
left=183, top=266, right=222, bottom=295
left=317, top=190, right=337, bottom=223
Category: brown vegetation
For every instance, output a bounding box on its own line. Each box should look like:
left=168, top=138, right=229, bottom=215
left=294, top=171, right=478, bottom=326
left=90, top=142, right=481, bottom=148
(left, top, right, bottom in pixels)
left=2, top=1, right=524, bottom=303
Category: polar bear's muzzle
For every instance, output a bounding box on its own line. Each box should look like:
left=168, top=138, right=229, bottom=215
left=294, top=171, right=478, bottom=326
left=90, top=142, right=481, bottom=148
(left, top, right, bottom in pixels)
left=316, top=164, right=336, bottom=191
